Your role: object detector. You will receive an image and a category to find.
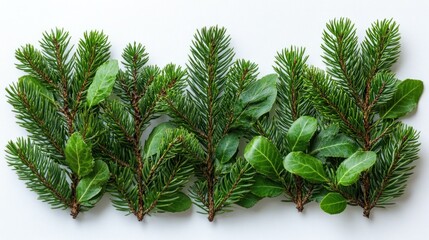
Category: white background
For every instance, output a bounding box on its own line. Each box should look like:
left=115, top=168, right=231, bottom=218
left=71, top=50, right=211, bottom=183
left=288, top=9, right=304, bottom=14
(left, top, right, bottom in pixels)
left=0, top=0, right=428, bottom=239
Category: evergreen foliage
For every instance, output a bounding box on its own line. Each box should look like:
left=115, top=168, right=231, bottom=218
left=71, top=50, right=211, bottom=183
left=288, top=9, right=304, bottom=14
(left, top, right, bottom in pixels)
left=162, top=26, right=277, bottom=221
left=244, top=19, right=422, bottom=217
left=6, top=29, right=115, bottom=218
left=5, top=19, right=422, bottom=220
left=97, top=43, right=203, bottom=221
left=304, top=18, right=422, bottom=217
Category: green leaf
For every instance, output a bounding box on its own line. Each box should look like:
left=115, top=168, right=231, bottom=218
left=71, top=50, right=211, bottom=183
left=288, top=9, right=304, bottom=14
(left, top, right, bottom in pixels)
left=310, top=125, right=358, bottom=158
left=287, top=116, right=318, bottom=152
left=336, top=151, right=377, bottom=186
left=237, top=192, right=262, bottom=208
left=19, top=75, right=54, bottom=102
left=157, top=192, right=192, bottom=212
left=144, top=122, right=175, bottom=157
left=320, top=192, right=347, bottom=214
left=380, top=79, right=423, bottom=119
left=77, top=160, right=110, bottom=203
left=250, top=175, right=283, bottom=198
left=87, top=60, right=119, bottom=107
left=65, top=132, right=94, bottom=177
left=216, top=134, right=240, bottom=163
left=215, top=159, right=233, bottom=175
left=244, top=136, right=283, bottom=179
left=283, top=152, right=328, bottom=183
left=234, top=74, right=277, bottom=125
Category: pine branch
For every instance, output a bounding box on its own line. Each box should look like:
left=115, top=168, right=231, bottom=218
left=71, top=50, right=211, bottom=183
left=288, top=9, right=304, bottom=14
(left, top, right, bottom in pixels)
left=322, top=18, right=363, bottom=104
left=274, top=47, right=311, bottom=132
left=214, top=158, right=255, bottom=212
left=6, top=138, right=72, bottom=209
left=164, top=26, right=277, bottom=221
left=7, top=29, right=113, bottom=218
left=7, top=76, right=66, bottom=161
left=361, top=19, right=400, bottom=87
left=370, top=124, right=419, bottom=208
left=71, top=31, right=111, bottom=118
left=302, top=18, right=422, bottom=217
left=304, top=67, right=365, bottom=140
left=100, top=43, right=200, bottom=221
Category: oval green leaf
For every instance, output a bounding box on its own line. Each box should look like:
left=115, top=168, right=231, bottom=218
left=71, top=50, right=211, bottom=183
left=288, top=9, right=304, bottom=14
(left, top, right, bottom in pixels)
left=244, top=136, right=283, bottom=179
left=216, top=134, right=240, bottom=164
left=287, top=116, right=318, bottom=152
left=237, top=192, right=262, bottom=208
left=310, top=133, right=358, bottom=158
left=234, top=74, right=277, bottom=126
left=336, top=151, right=377, bottom=186
left=65, top=132, right=94, bottom=177
left=144, top=122, right=175, bottom=157
left=380, top=79, right=423, bottom=119
left=320, top=192, right=347, bottom=214
left=250, top=175, right=283, bottom=198
left=77, top=160, right=110, bottom=203
left=87, top=60, right=119, bottom=107
left=157, top=192, right=192, bottom=213
left=283, top=152, right=328, bottom=183
left=19, top=75, right=55, bottom=102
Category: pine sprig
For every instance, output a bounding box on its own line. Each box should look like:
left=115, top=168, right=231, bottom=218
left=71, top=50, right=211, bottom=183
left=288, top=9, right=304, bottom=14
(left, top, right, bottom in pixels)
left=6, top=29, right=114, bottom=218
left=244, top=47, right=321, bottom=212
left=274, top=47, right=312, bottom=133
left=6, top=138, right=72, bottom=209
left=98, top=42, right=202, bottom=221
left=163, top=26, right=277, bottom=221
left=213, top=158, right=255, bottom=213
left=370, top=124, right=419, bottom=207
left=7, top=76, right=66, bottom=161
left=303, top=18, right=422, bottom=217
left=304, top=67, right=365, bottom=138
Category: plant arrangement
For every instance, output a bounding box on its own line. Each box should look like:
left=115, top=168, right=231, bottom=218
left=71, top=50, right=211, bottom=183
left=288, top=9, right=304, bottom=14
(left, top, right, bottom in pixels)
left=6, top=29, right=117, bottom=218
left=5, top=19, right=423, bottom=220
left=244, top=18, right=422, bottom=217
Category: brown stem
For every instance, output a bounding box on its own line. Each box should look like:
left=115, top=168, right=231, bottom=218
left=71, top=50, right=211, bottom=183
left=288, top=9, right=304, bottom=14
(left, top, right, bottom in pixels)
left=131, top=84, right=145, bottom=221
left=206, top=40, right=216, bottom=222
left=70, top=175, right=80, bottom=219
left=294, top=175, right=304, bottom=212
left=53, top=38, right=82, bottom=218
left=359, top=44, right=386, bottom=217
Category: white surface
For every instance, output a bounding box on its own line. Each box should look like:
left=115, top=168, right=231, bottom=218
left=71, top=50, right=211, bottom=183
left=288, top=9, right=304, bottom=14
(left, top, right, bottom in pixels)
left=0, top=0, right=428, bottom=239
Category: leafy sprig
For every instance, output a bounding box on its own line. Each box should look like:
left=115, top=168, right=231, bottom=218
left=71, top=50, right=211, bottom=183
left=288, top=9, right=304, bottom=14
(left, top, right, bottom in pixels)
left=163, top=26, right=277, bottom=221
left=6, top=29, right=117, bottom=218
left=296, top=18, right=422, bottom=216
left=97, top=43, right=203, bottom=221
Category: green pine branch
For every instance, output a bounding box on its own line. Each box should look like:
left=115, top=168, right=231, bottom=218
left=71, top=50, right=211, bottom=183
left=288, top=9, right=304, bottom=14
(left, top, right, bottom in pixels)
left=98, top=43, right=202, bottom=221
left=303, top=18, right=422, bottom=217
left=6, top=138, right=72, bottom=209
left=244, top=48, right=325, bottom=212
left=6, top=29, right=114, bottom=218
left=163, top=26, right=277, bottom=221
